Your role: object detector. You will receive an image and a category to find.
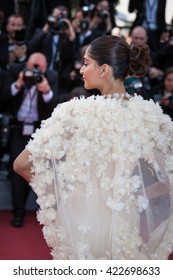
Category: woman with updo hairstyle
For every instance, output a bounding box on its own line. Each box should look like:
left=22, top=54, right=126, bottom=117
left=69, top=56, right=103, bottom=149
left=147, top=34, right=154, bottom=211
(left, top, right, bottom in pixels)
left=14, top=35, right=173, bottom=260
left=86, top=35, right=151, bottom=80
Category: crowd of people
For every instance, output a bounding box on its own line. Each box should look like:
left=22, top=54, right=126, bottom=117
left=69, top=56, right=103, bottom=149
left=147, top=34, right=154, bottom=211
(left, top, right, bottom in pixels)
left=0, top=0, right=119, bottom=227
left=0, top=0, right=173, bottom=235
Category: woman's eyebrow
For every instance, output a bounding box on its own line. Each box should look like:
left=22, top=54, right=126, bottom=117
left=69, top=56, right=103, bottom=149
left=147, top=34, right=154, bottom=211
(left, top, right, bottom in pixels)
left=83, top=57, right=89, bottom=62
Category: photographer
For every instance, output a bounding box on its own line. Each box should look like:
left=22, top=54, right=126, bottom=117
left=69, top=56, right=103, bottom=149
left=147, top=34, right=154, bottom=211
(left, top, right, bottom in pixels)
left=12, top=29, right=28, bottom=64
left=27, top=5, right=75, bottom=97
left=89, top=0, right=113, bottom=35
left=72, top=6, right=103, bottom=55
left=45, top=5, right=75, bottom=41
left=5, top=13, right=26, bottom=65
left=1, top=52, right=58, bottom=227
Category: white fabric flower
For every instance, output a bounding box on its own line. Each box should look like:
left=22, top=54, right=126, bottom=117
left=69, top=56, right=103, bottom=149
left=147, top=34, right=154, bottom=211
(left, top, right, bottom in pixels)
left=137, top=195, right=149, bottom=213
left=130, top=176, right=142, bottom=192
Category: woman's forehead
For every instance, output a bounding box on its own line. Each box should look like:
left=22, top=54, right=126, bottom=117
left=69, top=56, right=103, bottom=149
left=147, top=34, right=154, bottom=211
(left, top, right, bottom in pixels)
left=84, top=46, right=90, bottom=59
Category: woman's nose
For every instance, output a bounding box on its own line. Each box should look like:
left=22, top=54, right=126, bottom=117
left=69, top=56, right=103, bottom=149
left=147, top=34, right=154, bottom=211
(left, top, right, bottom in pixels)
left=79, top=66, right=84, bottom=75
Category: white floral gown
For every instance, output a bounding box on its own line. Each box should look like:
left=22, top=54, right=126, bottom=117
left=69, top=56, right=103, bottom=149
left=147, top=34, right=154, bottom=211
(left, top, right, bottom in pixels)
left=26, top=94, right=173, bottom=259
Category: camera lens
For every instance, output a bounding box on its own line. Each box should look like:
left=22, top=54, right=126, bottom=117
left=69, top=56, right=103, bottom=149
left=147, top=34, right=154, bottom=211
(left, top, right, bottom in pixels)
left=80, top=20, right=89, bottom=31
left=47, top=15, right=57, bottom=25
left=57, top=18, right=68, bottom=32
left=33, top=65, right=43, bottom=84
left=98, top=10, right=108, bottom=19
left=34, top=75, right=43, bottom=83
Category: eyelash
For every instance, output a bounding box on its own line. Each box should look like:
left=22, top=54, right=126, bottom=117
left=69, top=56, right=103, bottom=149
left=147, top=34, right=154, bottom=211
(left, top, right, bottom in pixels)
left=82, top=60, right=88, bottom=66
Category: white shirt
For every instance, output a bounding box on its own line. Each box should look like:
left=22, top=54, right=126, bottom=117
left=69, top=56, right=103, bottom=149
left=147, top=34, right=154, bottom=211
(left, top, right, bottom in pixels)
left=11, top=83, right=53, bottom=123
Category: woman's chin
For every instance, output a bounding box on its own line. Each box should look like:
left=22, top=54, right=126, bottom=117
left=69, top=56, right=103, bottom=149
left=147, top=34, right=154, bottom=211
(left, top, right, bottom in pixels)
left=83, top=82, right=91, bottom=90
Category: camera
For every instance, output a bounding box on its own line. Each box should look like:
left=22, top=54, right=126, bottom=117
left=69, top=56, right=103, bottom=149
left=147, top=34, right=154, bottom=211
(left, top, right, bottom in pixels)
left=47, top=15, right=69, bottom=33
left=80, top=19, right=89, bottom=31
left=98, top=10, right=108, bottom=20
left=82, top=3, right=95, bottom=17
left=13, top=29, right=26, bottom=45
left=47, top=15, right=57, bottom=26
left=57, top=17, right=69, bottom=32
left=23, top=64, right=43, bottom=88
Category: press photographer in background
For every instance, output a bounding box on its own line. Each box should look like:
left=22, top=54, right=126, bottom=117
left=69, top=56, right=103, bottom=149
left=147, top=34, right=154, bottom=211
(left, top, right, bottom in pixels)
left=72, top=4, right=104, bottom=55
left=5, top=13, right=26, bottom=65
left=79, top=0, right=117, bottom=30
left=12, top=29, right=28, bottom=64
left=27, top=5, right=75, bottom=99
left=1, top=52, right=58, bottom=227
left=149, top=67, right=173, bottom=120
left=0, top=26, right=28, bottom=177
left=73, top=0, right=113, bottom=39
left=88, top=0, right=114, bottom=35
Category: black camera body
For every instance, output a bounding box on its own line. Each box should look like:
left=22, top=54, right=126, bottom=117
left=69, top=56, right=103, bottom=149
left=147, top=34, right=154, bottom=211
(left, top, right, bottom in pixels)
left=57, top=17, right=69, bottom=32
left=13, top=29, right=26, bottom=45
left=98, top=9, right=108, bottom=20
left=23, top=64, right=43, bottom=88
left=47, top=15, right=68, bottom=33
left=80, top=19, right=89, bottom=31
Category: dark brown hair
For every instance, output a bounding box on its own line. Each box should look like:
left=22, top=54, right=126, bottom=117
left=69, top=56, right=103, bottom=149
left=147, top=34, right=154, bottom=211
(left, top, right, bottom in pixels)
left=162, top=66, right=173, bottom=82
left=88, top=35, right=152, bottom=80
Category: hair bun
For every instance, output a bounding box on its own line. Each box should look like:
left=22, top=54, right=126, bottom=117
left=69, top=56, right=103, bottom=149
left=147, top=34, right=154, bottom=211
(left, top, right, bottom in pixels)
left=128, top=44, right=152, bottom=77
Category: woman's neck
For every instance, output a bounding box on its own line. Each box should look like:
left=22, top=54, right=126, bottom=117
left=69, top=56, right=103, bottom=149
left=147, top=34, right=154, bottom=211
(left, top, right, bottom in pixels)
left=100, top=80, right=126, bottom=96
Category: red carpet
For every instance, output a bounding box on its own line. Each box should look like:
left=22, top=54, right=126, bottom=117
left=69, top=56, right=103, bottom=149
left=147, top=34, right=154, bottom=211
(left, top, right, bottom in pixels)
left=0, top=210, right=173, bottom=260
left=0, top=210, right=51, bottom=260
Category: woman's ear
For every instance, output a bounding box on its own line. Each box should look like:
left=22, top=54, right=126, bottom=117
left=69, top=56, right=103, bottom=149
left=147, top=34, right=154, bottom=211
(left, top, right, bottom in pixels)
left=99, top=64, right=109, bottom=77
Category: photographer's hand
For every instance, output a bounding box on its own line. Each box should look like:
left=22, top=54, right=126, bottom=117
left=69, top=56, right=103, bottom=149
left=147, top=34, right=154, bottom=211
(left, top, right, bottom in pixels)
left=11, top=71, right=24, bottom=96
left=105, top=13, right=112, bottom=33
left=42, top=23, right=49, bottom=33
left=36, top=76, right=51, bottom=94
left=63, top=19, right=76, bottom=41
left=15, top=71, right=25, bottom=89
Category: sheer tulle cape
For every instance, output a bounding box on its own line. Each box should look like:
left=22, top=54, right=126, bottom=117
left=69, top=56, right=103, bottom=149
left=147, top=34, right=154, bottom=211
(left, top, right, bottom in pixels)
left=26, top=95, right=173, bottom=259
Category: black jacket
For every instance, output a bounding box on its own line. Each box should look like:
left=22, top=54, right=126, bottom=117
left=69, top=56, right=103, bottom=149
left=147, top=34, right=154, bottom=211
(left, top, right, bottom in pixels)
left=128, top=0, right=166, bottom=32
left=28, top=29, right=75, bottom=75
left=0, top=32, right=8, bottom=68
